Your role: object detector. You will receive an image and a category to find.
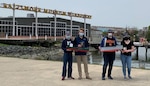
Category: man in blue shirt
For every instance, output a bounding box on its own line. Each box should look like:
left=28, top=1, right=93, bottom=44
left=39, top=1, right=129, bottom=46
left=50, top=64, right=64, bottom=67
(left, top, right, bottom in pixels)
left=99, top=30, right=117, bottom=80
left=74, top=28, right=92, bottom=80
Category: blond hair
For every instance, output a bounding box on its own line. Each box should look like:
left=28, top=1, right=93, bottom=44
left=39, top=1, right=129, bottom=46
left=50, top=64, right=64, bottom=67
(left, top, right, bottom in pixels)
left=79, top=28, right=84, bottom=32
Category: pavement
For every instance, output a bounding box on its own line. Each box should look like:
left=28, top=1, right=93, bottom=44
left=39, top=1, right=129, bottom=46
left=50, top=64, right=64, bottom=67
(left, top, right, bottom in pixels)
left=0, top=56, right=150, bottom=86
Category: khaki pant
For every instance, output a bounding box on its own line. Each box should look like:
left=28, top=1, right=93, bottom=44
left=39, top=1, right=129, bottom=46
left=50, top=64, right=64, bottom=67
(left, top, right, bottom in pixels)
left=76, top=55, right=89, bottom=77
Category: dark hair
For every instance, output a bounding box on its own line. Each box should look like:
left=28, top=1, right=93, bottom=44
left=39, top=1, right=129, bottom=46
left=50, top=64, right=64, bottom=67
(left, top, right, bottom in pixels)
left=107, top=29, right=114, bottom=33
left=79, top=28, right=84, bottom=32
left=123, top=36, right=130, bottom=40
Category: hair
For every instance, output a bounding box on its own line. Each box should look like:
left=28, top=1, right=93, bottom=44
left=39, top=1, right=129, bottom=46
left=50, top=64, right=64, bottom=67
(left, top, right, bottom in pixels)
left=123, top=36, right=130, bottom=41
left=107, top=29, right=114, bottom=33
left=65, top=31, right=70, bottom=36
left=79, top=28, right=84, bottom=32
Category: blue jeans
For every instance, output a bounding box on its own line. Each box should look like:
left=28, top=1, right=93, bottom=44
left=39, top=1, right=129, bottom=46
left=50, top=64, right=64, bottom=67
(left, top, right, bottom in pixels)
left=120, top=54, right=132, bottom=77
left=62, top=52, right=73, bottom=78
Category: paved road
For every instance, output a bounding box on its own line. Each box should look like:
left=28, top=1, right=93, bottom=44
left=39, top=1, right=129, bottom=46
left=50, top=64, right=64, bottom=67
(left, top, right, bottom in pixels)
left=0, top=57, right=150, bottom=86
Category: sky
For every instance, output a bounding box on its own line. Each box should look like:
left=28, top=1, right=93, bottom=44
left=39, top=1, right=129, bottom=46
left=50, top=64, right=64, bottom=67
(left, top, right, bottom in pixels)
left=0, top=0, right=150, bottom=29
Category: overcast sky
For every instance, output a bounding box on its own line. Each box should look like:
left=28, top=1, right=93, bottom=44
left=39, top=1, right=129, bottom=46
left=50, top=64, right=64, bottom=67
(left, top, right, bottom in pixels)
left=0, top=0, right=150, bottom=29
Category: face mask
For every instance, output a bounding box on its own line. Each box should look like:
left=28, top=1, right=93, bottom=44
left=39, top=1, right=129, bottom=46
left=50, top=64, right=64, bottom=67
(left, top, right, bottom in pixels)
left=79, top=33, right=84, bottom=37
left=108, top=33, right=112, bottom=38
left=124, top=40, right=130, bottom=44
left=66, top=36, right=71, bottom=40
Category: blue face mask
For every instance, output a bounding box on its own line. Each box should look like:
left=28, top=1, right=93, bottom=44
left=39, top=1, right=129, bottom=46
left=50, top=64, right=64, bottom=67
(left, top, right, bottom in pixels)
left=66, top=36, right=71, bottom=40
left=79, top=33, right=84, bottom=37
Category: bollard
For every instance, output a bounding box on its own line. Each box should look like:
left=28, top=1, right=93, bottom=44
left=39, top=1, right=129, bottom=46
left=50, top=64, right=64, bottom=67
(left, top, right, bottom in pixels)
left=87, top=52, right=93, bottom=64
left=29, top=34, right=32, bottom=39
left=6, top=33, right=8, bottom=39
left=89, top=54, right=93, bottom=64
left=139, top=60, right=145, bottom=69
left=36, top=35, right=38, bottom=39
left=45, top=35, right=47, bottom=40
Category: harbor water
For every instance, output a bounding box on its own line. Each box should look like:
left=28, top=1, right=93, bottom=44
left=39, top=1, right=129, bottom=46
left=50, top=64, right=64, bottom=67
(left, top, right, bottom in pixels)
left=89, top=47, right=150, bottom=69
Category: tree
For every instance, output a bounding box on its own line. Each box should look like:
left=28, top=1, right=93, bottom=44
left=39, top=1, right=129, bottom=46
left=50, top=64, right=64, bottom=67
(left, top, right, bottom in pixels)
left=142, top=26, right=150, bottom=61
left=102, top=31, right=107, bottom=37
left=145, top=26, right=150, bottom=41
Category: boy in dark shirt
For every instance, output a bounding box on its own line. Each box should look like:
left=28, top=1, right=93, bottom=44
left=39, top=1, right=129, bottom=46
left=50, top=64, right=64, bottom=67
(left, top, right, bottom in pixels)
left=61, top=31, right=74, bottom=80
left=99, top=30, right=117, bottom=80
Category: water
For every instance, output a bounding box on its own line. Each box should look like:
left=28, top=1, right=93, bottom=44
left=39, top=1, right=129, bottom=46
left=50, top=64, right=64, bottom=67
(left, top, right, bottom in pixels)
left=90, top=47, right=150, bottom=69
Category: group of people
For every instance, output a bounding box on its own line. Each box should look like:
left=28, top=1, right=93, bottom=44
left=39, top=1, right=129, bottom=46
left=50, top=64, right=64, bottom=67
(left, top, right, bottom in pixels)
left=100, top=30, right=135, bottom=80
left=61, top=28, right=135, bottom=81
left=61, top=28, right=92, bottom=80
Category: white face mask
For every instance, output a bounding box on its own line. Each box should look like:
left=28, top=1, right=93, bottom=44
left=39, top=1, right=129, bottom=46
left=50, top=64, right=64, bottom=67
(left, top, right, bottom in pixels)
left=108, top=33, right=112, bottom=38
left=124, top=40, right=130, bottom=44
left=79, top=33, right=84, bottom=37
left=66, top=36, right=71, bottom=40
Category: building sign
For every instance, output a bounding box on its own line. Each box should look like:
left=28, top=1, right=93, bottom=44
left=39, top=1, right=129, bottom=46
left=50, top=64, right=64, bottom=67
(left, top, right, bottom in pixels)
left=0, top=3, right=92, bottom=19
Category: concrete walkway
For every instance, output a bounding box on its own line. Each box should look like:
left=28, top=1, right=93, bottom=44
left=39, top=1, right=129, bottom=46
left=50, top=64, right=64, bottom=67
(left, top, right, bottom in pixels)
left=0, top=56, right=150, bottom=86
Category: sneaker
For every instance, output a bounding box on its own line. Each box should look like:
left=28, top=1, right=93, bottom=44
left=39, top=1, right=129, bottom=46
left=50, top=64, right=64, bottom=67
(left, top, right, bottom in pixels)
left=86, top=76, right=92, bottom=80
left=62, top=77, right=65, bottom=81
left=108, top=76, right=113, bottom=80
left=128, top=76, right=132, bottom=79
left=68, top=77, right=75, bottom=80
left=78, top=77, right=82, bottom=80
left=102, top=77, right=105, bottom=80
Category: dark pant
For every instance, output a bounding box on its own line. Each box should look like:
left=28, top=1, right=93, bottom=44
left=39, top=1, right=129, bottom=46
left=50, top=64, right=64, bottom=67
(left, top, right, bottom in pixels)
left=62, top=52, right=73, bottom=78
left=102, top=53, right=115, bottom=77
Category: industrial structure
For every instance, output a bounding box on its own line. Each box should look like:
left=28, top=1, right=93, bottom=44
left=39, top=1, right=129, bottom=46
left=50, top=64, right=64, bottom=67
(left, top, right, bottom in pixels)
left=0, top=3, right=91, bottom=41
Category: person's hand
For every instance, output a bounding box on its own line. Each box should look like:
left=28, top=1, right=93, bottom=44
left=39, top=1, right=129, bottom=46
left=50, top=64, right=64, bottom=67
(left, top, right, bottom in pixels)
left=66, top=49, right=72, bottom=51
left=116, top=49, right=119, bottom=52
left=123, top=49, right=129, bottom=53
left=121, top=50, right=125, bottom=53
left=78, top=44, right=82, bottom=47
left=98, top=46, right=101, bottom=50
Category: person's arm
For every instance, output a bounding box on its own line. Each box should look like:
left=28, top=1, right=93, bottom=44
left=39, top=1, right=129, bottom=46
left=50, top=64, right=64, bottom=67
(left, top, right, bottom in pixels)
left=61, top=40, right=67, bottom=52
left=99, top=37, right=105, bottom=50
left=113, top=37, right=118, bottom=46
left=85, top=38, right=89, bottom=47
left=100, top=37, right=105, bottom=47
left=73, top=37, right=77, bottom=47
left=120, top=41, right=125, bottom=53
left=127, top=41, right=135, bottom=52
left=124, top=46, right=135, bottom=53
left=127, top=46, right=135, bottom=52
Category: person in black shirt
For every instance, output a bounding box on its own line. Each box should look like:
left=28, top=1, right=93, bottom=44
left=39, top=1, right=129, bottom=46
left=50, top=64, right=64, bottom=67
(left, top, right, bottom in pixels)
left=120, top=35, right=135, bottom=79
left=99, top=30, right=117, bottom=80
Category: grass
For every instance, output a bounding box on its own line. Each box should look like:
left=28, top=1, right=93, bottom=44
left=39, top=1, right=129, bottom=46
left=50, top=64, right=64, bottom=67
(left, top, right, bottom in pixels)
left=0, top=43, right=9, bottom=46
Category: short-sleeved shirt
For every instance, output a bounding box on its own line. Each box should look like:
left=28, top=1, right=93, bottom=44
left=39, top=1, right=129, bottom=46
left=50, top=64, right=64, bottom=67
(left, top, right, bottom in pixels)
left=121, top=41, right=134, bottom=56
